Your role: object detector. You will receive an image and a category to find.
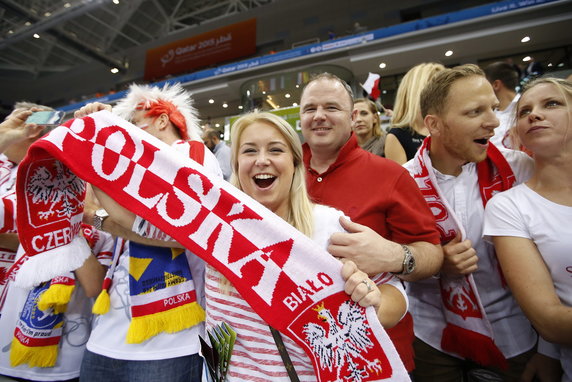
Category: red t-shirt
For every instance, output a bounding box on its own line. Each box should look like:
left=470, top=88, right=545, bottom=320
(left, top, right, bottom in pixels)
left=303, top=134, right=440, bottom=371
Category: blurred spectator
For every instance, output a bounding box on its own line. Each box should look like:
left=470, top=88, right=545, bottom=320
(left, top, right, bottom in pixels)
left=352, top=98, right=386, bottom=157
left=484, top=61, right=521, bottom=149
left=202, top=128, right=232, bottom=181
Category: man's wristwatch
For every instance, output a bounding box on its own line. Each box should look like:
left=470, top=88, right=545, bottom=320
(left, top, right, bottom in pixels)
left=394, top=244, right=416, bottom=276
left=93, top=209, right=109, bottom=231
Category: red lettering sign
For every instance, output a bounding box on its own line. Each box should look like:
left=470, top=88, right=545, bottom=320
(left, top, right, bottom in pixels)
left=144, top=19, right=256, bottom=81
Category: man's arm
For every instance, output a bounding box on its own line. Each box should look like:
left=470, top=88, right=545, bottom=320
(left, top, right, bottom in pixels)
left=328, top=217, right=443, bottom=282
left=73, top=252, right=107, bottom=298
left=83, top=185, right=184, bottom=248
left=404, top=240, right=443, bottom=281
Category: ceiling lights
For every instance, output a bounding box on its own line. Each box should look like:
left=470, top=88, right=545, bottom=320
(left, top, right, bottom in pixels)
left=379, top=62, right=386, bottom=69
left=522, top=56, right=532, bottom=62
left=521, top=36, right=530, bottom=43
left=445, top=50, right=453, bottom=57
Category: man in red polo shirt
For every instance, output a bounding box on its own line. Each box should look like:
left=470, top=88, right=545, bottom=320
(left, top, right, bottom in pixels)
left=299, top=72, right=443, bottom=372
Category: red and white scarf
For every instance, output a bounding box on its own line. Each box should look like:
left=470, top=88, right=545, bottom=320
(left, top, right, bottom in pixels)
left=411, top=137, right=514, bottom=369
left=15, top=110, right=409, bottom=382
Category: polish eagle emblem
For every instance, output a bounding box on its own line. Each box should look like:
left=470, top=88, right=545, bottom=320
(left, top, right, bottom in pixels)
left=441, top=277, right=482, bottom=319
left=26, top=161, right=85, bottom=220
left=303, top=301, right=382, bottom=382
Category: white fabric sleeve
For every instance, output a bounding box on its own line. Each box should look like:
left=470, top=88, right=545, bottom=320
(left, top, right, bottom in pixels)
left=537, top=337, right=560, bottom=360
left=483, top=190, right=531, bottom=242
left=500, top=147, right=534, bottom=183
left=371, top=272, right=409, bottom=320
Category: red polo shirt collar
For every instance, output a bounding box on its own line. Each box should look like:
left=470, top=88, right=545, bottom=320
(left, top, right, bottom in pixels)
left=302, top=133, right=362, bottom=176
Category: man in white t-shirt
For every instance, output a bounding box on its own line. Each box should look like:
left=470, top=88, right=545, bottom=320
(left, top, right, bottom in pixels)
left=484, top=62, right=521, bottom=149
left=75, top=83, right=222, bottom=382
left=404, top=64, right=538, bottom=381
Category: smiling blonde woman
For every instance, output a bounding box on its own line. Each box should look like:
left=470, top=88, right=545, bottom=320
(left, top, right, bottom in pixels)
left=205, top=111, right=408, bottom=381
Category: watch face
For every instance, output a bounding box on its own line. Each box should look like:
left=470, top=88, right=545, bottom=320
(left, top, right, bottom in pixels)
left=94, top=209, right=108, bottom=230
left=406, top=257, right=416, bottom=273
left=96, top=209, right=108, bottom=218
left=402, top=245, right=415, bottom=275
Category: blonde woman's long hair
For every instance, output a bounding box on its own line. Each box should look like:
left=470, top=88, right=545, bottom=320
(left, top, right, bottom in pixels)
left=230, top=111, right=314, bottom=237
left=391, top=62, right=445, bottom=133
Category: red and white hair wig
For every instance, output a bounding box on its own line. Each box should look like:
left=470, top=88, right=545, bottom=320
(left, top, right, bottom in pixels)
left=113, top=82, right=200, bottom=141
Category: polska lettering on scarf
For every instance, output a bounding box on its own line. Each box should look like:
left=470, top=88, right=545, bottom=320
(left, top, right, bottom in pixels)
left=49, top=115, right=341, bottom=313
left=163, top=292, right=192, bottom=307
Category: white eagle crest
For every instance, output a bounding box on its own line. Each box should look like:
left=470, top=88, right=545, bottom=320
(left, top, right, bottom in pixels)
left=303, top=301, right=383, bottom=382
left=27, top=161, right=85, bottom=220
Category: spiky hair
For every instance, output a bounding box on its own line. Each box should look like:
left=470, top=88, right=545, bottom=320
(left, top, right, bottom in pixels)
left=113, top=82, right=201, bottom=141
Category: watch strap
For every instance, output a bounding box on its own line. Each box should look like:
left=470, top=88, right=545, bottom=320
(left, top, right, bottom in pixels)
left=93, top=209, right=109, bottom=231
left=393, top=244, right=415, bottom=276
